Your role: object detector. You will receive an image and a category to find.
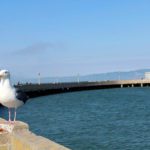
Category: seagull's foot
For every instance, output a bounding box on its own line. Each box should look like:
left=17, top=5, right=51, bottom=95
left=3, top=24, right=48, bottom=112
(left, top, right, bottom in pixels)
left=10, top=121, right=16, bottom=125
left=7, top=120, right=14, bottom=125
left=13, top=120, right=16, bottom=125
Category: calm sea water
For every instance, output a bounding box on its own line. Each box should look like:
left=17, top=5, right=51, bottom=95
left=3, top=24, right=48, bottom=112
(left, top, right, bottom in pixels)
left=1, top=87, right=150, bottom=150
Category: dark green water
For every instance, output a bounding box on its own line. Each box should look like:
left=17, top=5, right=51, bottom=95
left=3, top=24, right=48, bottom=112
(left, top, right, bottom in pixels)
left=1, top=87, right=150, bottom=150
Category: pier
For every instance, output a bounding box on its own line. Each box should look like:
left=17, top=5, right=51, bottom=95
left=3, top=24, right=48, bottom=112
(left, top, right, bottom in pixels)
left=16, top=79, right=150, bottom=98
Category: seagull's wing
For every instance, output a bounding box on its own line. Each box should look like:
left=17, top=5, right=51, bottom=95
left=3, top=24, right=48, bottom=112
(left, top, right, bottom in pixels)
left=15, top=88, right=29, bottom=103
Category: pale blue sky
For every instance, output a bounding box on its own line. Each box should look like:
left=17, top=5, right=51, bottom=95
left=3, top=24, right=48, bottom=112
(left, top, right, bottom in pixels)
left=0, top=0, right=150, bottom=78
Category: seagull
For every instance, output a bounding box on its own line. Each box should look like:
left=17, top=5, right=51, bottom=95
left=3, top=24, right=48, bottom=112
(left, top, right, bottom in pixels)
left=0, top=69, right=28, bottom=123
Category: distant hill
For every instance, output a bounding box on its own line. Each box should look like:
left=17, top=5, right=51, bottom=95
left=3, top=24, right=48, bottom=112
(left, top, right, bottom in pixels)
left=13, top=69, right=150, bottom=84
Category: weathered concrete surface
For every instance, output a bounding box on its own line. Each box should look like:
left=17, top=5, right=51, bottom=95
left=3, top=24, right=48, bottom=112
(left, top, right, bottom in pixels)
left=0, top=118, right=10, bottom=150
left=0, top=118, right=70, bottom=150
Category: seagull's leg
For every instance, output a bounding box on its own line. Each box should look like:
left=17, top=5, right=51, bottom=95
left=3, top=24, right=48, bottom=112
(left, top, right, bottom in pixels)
left=14, top=108, right=17, bottom=123
left=8, top=108, right=11, bottom=122
left=7, top=108, right=13, bottom=124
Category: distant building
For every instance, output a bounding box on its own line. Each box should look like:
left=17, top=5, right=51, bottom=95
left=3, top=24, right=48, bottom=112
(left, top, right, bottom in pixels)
left=144, top=72, right=150, bottom=79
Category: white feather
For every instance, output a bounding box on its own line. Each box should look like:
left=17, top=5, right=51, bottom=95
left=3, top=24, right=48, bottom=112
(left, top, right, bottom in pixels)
left=0, top=70, right=24, bottom=108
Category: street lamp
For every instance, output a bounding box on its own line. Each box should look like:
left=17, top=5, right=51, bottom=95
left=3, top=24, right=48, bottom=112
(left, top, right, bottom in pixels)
left=38, top=72, right=41, bottom=85
left=77, top=73, right=80, bottom=83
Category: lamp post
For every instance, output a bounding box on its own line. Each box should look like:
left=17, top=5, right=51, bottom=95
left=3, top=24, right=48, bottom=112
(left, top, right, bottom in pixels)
left=38, top=72, right=41, bottom=85
left=77, top=73, right=80, bottom=83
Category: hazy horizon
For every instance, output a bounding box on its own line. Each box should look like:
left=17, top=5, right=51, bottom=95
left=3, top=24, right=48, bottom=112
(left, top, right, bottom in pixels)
left=10, top=68, right=150, bottom=84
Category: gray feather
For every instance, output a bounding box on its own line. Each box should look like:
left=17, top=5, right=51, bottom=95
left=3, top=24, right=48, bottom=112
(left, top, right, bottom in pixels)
left=15, top=89, right=29, bottom=103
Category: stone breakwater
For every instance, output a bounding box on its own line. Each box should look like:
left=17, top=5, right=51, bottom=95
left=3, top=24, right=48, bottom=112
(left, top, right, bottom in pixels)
left=0, top=118, right=70, bottom=150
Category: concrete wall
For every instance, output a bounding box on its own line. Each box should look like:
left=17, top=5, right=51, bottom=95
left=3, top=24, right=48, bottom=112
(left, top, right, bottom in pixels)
left=0, top=118, right=70, bottom=150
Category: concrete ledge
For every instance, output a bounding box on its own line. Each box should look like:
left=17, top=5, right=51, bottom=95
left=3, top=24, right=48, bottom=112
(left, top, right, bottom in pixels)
left=0, top=118, right=70, bottom=150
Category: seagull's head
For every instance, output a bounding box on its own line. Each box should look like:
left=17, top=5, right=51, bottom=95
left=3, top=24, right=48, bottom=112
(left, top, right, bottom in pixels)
left=0, top=70, right=10, bottom=79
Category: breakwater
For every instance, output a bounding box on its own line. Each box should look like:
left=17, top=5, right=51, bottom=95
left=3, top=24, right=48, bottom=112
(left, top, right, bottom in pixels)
left=16, top=79, right=150, bottom=98
left=0, top=118, right=70, bottom=150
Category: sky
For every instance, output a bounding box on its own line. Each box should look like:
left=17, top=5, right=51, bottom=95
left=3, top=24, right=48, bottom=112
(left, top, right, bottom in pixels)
left=0, top=0, right=150, bottom=78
